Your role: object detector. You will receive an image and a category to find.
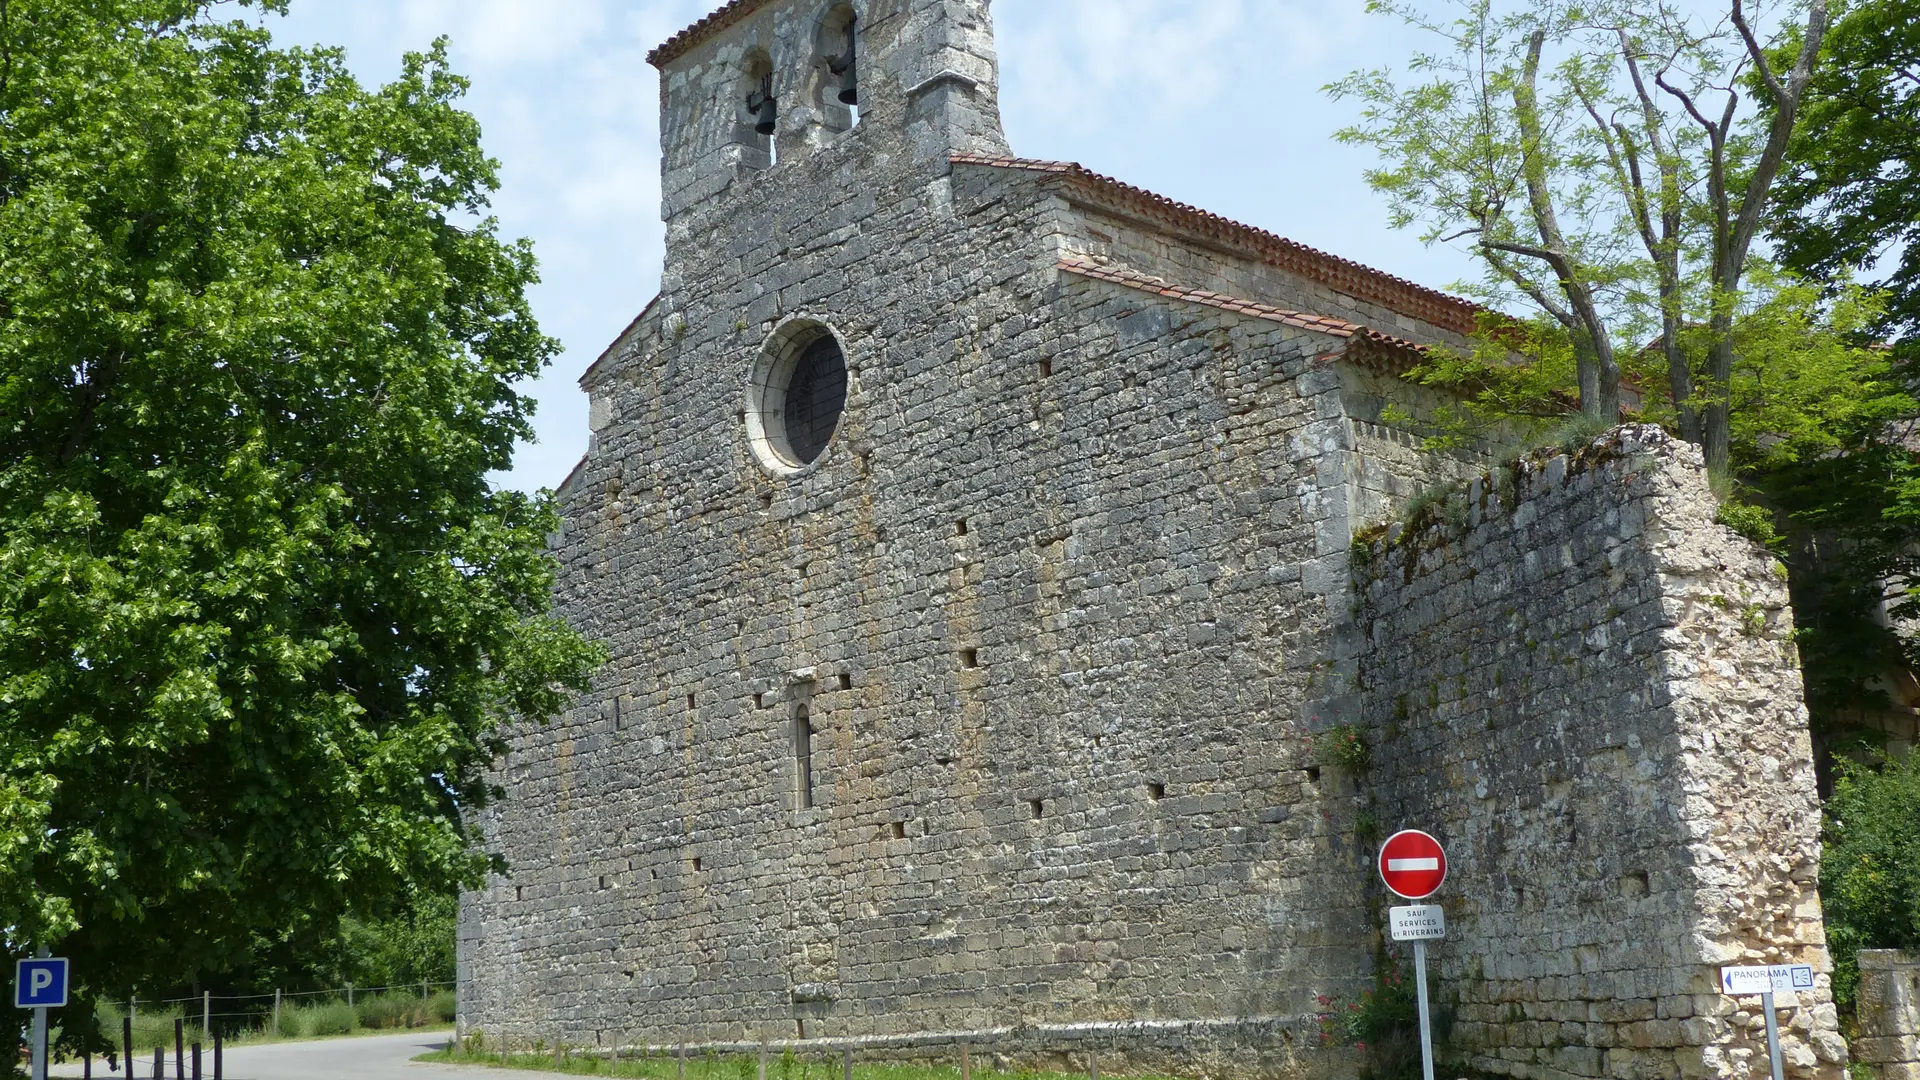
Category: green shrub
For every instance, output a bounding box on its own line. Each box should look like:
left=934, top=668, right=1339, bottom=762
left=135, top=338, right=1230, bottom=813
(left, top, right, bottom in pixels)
left=1822, top=751, right=1920, bottom=1011
left=427, top=989, right=457, bottom=1023
left=294, top=1001, right=357, bottom=1037
left=1317, top=958, right=1439, bottom=1080
left=97, top=1004, right=204, bottom=1055
left=355, top=992, right=414, bottom=1029
left=1312, top=725, right=1372, bottom=771
left=1716, top=498, right=1784, bottom=553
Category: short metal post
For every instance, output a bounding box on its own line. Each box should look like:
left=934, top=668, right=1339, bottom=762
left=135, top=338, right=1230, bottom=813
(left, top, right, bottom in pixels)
left=1763, top=990, right=1784, bottom=1080
left=201, top=992, right=210, bottom=1040
left=677, top=1043, right=686, bottom=1080
left=844, top=1048, right=854, bottom=1080
left=272, top=989, right=281, bottom=1037
left=84, top=1050, right=92, bottom=1079
left=174, top=1018, right=184, bottom=1080
left=1089, top=1052, right=1098, bottom=1080
left=152, top=1048, right=162, bottom=1080
left=190, top=1043, right=201, bottom=1080
left=124, top=1013, right=134, bottom=1075
left=213, top=1028, right=222, bottom=1080
left=961, top=1042, right=970, bottom=1080
left=1413, top=940, right=1436, bottom=1080
left=758, top=1040, right=768, bottom=1080
left=346, top=983, right=354, bottom=1008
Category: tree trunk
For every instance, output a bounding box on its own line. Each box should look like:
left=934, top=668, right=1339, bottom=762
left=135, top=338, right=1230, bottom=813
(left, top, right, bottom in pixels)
left=1703, top=315, right=1735, bottom=479
left=1663, top=307, right=1699, bottom=444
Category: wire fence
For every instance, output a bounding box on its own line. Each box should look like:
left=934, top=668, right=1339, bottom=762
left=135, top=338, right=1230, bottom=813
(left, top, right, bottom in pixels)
left=110, top=980, right=457, bottom=1036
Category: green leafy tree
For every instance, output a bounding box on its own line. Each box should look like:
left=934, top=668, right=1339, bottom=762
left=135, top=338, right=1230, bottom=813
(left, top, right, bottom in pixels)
left=0, top=0, right=601, bottom=1047
left=1772, top=0, right=1920, bottom=355
left=1329, top=0, right=1829, bottom=477
left=1763, top=0, right=1920, bottom=749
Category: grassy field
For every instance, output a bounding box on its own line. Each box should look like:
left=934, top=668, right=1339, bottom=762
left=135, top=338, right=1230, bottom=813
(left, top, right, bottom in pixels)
left=417, top=1044, right=1178, bottom=1080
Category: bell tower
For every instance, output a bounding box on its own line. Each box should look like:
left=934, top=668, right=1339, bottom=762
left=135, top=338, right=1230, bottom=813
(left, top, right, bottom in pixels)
left=649, top=0, right=1011, bottom=224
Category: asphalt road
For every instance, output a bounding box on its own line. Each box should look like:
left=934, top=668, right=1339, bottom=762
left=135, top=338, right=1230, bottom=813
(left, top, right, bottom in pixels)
left=50, top=1030, right=508, bottom=1080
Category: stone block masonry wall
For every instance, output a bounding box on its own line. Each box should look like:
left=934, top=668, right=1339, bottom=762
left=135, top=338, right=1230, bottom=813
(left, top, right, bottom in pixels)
left=1855, top=951, right=1920, bottom=1080
left=1354, top=427, right=1845, bottom=1080
left=461, top=2, right=1463, bottom=1060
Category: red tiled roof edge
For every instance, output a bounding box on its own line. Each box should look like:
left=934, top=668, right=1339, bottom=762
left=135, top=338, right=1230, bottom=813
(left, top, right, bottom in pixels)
left=958, top=154, right=1482, bottom=339
left=649, top=0, right=774, bottom=68
left=1057, top=256, right=1427, bottom=373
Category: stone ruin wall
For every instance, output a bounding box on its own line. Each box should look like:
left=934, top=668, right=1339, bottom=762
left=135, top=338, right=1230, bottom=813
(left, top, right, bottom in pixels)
left=1354, top=427, right=1844, bottom=1080
left=1856, top=951, right=1920, bottom=1080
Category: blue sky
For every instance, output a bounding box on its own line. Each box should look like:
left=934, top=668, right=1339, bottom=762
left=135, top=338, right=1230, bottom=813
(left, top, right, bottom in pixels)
left=261, top=1, right=1484, bottom=493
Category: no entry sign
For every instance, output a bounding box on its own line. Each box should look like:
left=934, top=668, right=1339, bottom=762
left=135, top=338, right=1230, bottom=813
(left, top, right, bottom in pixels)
left=1378, top=830, right=1447, bottom=899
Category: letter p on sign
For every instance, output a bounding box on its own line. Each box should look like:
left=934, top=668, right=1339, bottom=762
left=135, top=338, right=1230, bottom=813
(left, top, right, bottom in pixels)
left=15, top=958, right=68, bottom=1008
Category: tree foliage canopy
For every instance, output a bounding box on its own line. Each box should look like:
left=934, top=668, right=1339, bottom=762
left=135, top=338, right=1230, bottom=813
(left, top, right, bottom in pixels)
left=0, top=0, right=600, bottom=1016
left=1772, top=0, right=1920, bottom=351
left=1329, top=0, right=1829, bottom=474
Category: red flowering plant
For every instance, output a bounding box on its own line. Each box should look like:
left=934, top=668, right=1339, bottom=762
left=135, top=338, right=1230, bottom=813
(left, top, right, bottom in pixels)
left=1313, top=958, right=1430, bottom=1080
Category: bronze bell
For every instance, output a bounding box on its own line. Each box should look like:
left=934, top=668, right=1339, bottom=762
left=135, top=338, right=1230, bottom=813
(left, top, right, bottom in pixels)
left=747, top=74, right=777, bottom=135
left=831, top=24, right=858, bottom=105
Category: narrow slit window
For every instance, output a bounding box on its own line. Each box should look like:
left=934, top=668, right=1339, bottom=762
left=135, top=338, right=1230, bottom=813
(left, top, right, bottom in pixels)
left=838, top=672, right=852, bottom=691
left=889, top=821, right=906, bottom=840
left=1029, top=798, right=1044, bottom=820
left=960, top=648, right=979, bottom=669
left=1147, top=782, right=1165, bottom=801
left=1038, top=358, right=1053, bottom=378
left=793, top=704, right=815, bottom=810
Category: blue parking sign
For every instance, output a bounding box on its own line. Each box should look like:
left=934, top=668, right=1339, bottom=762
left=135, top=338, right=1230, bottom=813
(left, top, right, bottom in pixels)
left=15, top=958, right=67, bottom=1008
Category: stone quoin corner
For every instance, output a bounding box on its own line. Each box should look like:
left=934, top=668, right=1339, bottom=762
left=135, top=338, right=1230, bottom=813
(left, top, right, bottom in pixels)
left=458, top=2, right=1842, bottom=1078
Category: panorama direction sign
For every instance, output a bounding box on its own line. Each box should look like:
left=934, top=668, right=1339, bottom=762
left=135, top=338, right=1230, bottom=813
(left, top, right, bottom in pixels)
left=1378, top=829, right=1448, bottom=900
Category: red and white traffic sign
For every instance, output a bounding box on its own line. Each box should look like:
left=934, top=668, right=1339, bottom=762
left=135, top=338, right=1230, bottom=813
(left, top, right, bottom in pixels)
left=1378, top=829, right=1447, bottom=899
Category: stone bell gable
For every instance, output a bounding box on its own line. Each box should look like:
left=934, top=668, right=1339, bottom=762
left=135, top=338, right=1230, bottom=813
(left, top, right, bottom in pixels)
left=460, top=4, right=1843, bottom=1079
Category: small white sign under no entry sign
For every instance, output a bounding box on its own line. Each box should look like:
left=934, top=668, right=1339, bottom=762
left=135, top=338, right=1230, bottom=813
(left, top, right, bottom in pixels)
left=1390, top=905, right=1446, bottom=941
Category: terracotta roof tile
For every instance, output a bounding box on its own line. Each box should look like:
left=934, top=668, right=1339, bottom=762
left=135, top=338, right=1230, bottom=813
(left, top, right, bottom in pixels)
left=648, top=0, right=775, bottom=68
left=957, top=154, right=1481, bottom=338
left=1057, top=255, right=1428, bottom=373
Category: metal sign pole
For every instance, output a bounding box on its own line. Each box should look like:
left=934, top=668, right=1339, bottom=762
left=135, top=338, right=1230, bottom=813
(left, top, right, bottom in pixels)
left=1762, top=990, right=1784, bottom=1080
left=1413, top=939, right=1435, bottom=1080
left=32, top=1004, right=47, bottom=1080
left=31, top=944, right=51, bottom=1080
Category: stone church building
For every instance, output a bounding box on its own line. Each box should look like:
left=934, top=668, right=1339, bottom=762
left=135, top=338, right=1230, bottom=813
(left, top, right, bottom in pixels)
left=459, top=2, right=1846, bottom=1078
